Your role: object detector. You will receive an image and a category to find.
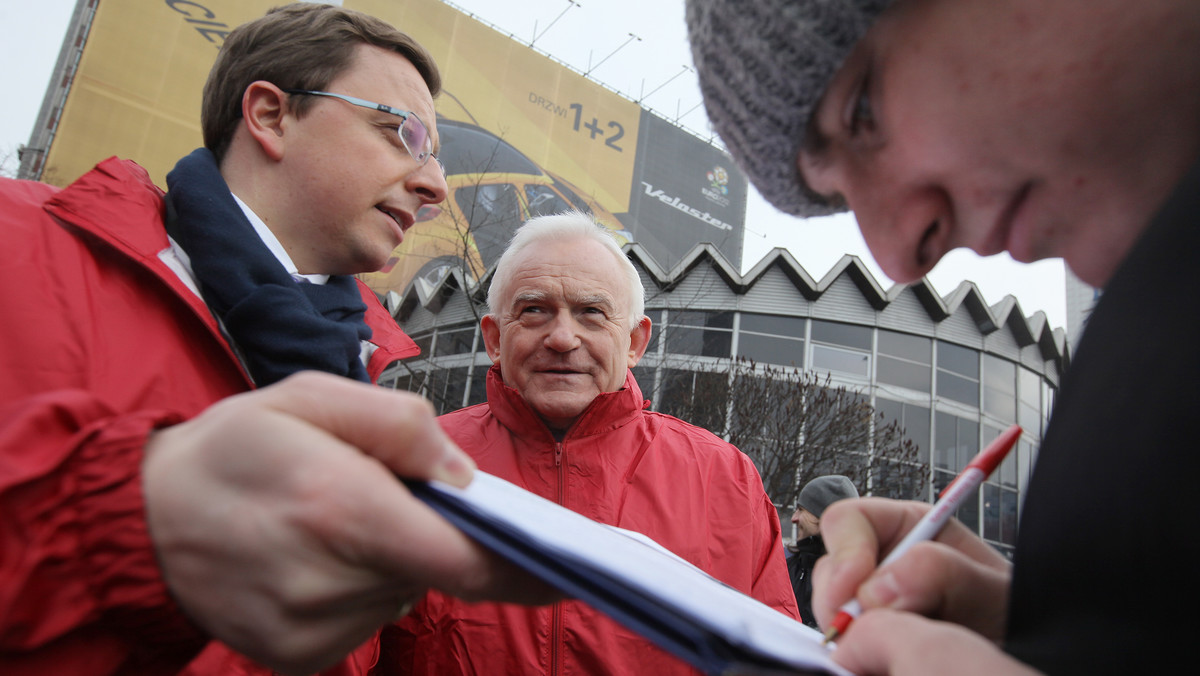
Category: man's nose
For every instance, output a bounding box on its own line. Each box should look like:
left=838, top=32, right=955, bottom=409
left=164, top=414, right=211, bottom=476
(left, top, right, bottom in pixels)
left=408, top=159, right=448, bottom=205
left=799, top=149, right=951, bottom=284
left=544, top=314, right=582, bottom=351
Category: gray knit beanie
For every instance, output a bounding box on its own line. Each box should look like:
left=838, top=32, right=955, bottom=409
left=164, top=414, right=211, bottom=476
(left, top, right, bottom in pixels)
left=686, top=0, right=893, bottom=217
left=798, top=475, right=859, bottom=518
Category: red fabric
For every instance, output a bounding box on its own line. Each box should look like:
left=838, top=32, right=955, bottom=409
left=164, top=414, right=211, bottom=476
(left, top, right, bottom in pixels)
left=387, top=365, right=799, bottom=675
left=0, top=159, right=416, bottom=676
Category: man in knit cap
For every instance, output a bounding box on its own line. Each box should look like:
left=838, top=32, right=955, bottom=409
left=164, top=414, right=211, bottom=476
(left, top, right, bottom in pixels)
left=687, top=0, right=1200, bottom=674
left=787, top=476, right=859, bottom=629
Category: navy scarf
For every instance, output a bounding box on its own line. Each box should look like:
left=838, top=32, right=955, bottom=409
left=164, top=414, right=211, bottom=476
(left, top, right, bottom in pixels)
left=164, top=148, right=371, bottom=386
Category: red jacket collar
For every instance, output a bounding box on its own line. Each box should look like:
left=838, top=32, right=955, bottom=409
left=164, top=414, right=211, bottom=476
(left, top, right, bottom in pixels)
left=483, top=364, right=648, bottom=440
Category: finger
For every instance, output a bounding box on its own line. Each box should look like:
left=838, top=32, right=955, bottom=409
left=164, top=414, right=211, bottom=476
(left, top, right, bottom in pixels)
left=855, top=541, right=1011, bottom=639
left=812, top=498, right=926, bottom=627
left=813, top=497, right=1009, bottom=628
left=253, top=371, right=476, bottom=487
left=831, top=609, right=1037, bottom=676
left=280, top=436, right=559, bottom=605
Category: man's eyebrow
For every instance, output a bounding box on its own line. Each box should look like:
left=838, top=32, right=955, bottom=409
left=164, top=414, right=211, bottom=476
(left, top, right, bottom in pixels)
left=574, top=293, right=613, bottom=309
left=511, top=291, right=549, bottom=306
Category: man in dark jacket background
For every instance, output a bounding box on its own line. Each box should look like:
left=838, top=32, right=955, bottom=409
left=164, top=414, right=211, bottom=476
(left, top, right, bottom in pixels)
left=786, top=475, right=859, bottom=628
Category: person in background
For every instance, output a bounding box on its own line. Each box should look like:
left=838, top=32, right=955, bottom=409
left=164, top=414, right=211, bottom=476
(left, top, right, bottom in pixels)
left=786, top=475, right=859, bottom=628
left=383, top=211, right=799, bottom=675
left=687, top=0, right=1200, bottom=673
left=0, top=5, right=552, bottom=676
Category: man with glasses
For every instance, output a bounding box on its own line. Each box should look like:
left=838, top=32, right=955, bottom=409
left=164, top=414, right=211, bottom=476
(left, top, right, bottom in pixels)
left=0, top=5, right=551, bottom=676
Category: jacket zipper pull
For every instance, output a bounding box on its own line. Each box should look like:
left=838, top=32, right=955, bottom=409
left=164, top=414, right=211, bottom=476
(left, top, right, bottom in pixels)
left=555, top=442, right=563, bottom=467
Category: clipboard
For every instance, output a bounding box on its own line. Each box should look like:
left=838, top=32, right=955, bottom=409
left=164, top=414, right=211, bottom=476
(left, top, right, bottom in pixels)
left=406, top=472, right=851, bottom=676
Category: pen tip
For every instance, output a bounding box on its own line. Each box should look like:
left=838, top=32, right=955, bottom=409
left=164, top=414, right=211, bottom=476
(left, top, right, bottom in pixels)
left=822, top=628, right=838, bottom=645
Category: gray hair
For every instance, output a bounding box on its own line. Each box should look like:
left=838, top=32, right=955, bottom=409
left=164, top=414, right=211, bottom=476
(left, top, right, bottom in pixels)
left=486, top=211, right=645, bottom=329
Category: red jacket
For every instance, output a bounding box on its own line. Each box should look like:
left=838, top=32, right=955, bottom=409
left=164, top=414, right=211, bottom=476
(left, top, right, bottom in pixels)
left=387, top=365, right=799, bottom=675
left=0, top=159, right=417, bottom=676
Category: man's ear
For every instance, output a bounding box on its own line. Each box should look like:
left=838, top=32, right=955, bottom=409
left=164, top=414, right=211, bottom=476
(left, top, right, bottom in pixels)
left=240, top=81, right=290, bottom=161
left=627, top=315, right=652, bottom=367
left=480, top=314, right=502, bottom=363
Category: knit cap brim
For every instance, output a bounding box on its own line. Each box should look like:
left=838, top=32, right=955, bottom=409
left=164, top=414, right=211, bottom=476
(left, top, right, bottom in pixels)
left=686, top=0, right=893, bottom=217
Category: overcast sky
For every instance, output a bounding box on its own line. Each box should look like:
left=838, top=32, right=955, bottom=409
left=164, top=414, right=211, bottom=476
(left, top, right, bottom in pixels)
left=1, top=0, right=1069, bottom=332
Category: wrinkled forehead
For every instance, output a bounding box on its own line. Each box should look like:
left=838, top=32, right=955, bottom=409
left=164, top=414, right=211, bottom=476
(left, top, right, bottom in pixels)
left=504, top=240, right=628, bottom=306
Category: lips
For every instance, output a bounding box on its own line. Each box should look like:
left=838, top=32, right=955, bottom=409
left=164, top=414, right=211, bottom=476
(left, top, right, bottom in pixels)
left=376, top=205, right=413, bottom=240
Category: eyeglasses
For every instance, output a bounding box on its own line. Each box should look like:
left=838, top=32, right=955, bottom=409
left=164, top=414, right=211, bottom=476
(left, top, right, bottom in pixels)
left=283, top=89, right=443, bottom=174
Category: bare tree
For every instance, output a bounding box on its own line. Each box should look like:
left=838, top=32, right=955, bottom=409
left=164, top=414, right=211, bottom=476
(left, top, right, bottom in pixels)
left=660, top=357, right=928, bottom=508
left=0, top=145, right=20, bottom=179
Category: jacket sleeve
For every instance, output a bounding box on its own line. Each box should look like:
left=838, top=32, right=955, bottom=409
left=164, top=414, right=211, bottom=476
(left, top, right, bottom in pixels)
left=739, top=456, right=802, bottom=621
left=0, top=389, right=206, bottom=662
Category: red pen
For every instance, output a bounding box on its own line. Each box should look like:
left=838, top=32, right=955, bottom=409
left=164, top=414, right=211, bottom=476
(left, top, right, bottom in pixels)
left=822, top=423, right=1023, bottom=644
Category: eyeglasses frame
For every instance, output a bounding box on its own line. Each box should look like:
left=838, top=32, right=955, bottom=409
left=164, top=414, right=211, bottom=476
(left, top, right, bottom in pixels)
left=282, top=88, right=443, bottom=173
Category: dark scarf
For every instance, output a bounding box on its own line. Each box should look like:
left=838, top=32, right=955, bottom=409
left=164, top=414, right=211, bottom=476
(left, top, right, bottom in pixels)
left=164, top=148, right=371, bottom=386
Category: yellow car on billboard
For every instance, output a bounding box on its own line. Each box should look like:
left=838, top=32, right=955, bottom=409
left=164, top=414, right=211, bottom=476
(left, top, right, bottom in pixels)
left=358, top=120, right=631, bottom=300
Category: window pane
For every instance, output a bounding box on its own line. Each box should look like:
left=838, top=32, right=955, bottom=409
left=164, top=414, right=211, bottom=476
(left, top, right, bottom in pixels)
left=937, top=370, right=980, bottom=406
left=736, top=332, right=804, bottom=365
left=904, top=404, right=931, bottom=455
left=984, top=386, right=1016, bottom=421
left=1018, top=368, right=1042, bottom=434
left=983, top=483, right=1002, bottom=541
left=956, top=418, right=979, bottom=468
left=875, top=398, right=903, bottom=429
left=672, top=310, right=734, bottom=329
left=411, top=332, right=433, bottom=355
left=935, top=411, right=957, bottom=469
left=658, top=368, right=727, bottom=431
left=983, top=355, right=1017, bottom=420
left=666, top=326, right=705, bottom=356
left=878, top=330, right=931, bottom=364
left=811, top=320, right=872, bottom=350
left=467, top=365, right=488, bottom=406
left=877, top=354, right=932, bottom=392
left=984, top=355, right=1017, bottom=394
left=1001, top=488, right=1019, bottom=544
left=811, top=344, right=870, bottom=377
left=435, top=327, right=475, bottom=356
left=666, top=326, right=731, bottom=358
left=442, top=367, right=469, bottom=414
left=739, top=313, right=806, bottom=338
left=937, top=341, right=979, bottom=378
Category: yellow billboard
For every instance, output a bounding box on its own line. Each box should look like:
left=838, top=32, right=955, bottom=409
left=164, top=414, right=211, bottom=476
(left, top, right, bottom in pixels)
left=40, top=0, right=745, bottom=298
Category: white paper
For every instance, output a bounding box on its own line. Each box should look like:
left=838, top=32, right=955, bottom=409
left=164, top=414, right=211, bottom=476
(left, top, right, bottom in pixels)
left=430, top=471, right=853, bottom=676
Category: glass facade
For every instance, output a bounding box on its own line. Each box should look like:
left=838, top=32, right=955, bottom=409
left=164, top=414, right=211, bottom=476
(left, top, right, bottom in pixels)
left=383, top=259, right=1067, bottom=560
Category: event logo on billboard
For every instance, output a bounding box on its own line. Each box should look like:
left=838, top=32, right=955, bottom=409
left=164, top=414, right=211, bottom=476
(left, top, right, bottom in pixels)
left=702, top=166, right=731, bottom=208
left=640, top=182, right=734, bottom=231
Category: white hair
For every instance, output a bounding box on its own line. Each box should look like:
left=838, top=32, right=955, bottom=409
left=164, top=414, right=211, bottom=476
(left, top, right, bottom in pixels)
left=486, top=211, right=645, bottom=329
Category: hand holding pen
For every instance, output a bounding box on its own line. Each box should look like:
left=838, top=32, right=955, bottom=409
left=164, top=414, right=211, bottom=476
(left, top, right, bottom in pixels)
left=822, top=424, right=1023, bottom=644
